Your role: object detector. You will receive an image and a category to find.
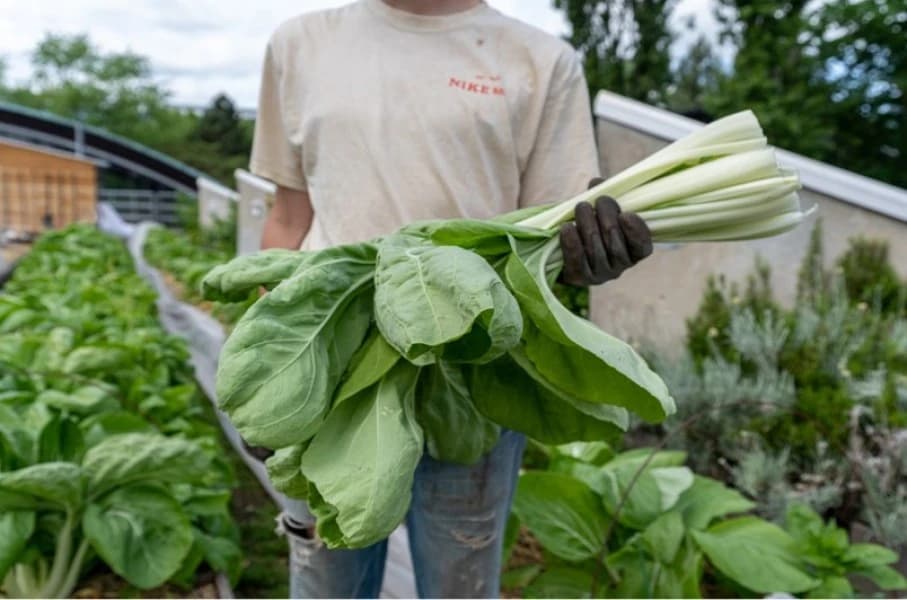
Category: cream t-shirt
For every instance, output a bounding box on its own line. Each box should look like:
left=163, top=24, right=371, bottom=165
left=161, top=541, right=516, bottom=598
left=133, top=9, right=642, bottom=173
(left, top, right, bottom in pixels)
left=250, top=0, right=599, bottom=251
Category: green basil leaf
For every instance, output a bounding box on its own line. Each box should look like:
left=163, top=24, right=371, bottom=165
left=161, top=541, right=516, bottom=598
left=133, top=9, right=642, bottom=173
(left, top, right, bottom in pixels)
left=36, top=386, right=118, bottom=415
left=194, top=528, right=243, bottom=584
left=32, top=327, right=75, bottom=372
left=806, top=576, right=854, bottom=599
left=62, top=345, right=129, bottom=374
left=79, top=411, right=154, bottom=448
left=38, top=414, right=85, bottom=463
left=501, top=564, right=542, bottom=590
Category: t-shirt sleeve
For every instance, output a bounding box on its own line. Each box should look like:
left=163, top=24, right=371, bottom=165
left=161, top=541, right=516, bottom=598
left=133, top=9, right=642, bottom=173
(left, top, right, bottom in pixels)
left=249, top=37, right=307, bottom=191
left=518, top=49, right=599, bottom=208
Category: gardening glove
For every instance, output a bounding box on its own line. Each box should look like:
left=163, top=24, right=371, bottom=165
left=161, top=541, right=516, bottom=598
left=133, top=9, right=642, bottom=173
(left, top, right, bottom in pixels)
left=559, top=177, right=653, bottom=286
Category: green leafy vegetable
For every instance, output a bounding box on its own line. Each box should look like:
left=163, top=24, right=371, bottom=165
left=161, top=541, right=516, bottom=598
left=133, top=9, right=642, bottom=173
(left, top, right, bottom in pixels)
left=202, top=110, right=814, bottom=549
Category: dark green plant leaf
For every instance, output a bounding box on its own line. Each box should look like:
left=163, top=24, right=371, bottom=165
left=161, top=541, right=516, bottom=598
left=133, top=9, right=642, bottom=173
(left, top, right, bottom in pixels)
left=470, top=352, right=624, bottom=445
left=806, top=576, right=853, bottom=599
left=501, top=564, right=543, bottom=590
left=673, top=475, right=755, bottom=530
left=523, top=567, right=593, bottom=598
left=692, top=516, right=820, bottom=594
left=0, top=462, right=83, bottom=511
left=842, top=543, right=899, bottom=569
left=84, top=484, right=193, bottom=589
left=0, top=510, right=35, bottom=582
left=642, top=510, right=685, bottom=564
left=37, top=414, right=85, bottom=463
left=82, top=433, right=209, bottom=497
left=416, top=361, right=499, bottom=464
left=855, top=565, right=907, bottom=591
left=504, top=236, right=674, bottom=423
left=513, top=471, right=607, bottom=562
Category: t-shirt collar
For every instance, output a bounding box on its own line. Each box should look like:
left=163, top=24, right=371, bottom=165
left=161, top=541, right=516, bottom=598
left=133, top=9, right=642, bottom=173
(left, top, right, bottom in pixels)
left=363, top=0, right=491, bottom=32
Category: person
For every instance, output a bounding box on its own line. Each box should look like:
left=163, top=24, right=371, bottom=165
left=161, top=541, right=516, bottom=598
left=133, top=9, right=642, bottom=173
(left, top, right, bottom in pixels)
left=248, top=0, right=653, bottom=597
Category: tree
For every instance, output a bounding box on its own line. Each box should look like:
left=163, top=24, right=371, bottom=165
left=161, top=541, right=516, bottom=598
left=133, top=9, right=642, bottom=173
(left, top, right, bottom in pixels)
left=554, top=0, right=678, bottom=105
left=811, top=0, right=906, bottom=187
left=705, top=0, right=906, bottom=188
left=194, top=93, right=251, bottom=158
left=704, top=0, right=837, bottom=159
left=554, top=0, right=906, bottom=188
left=187, top=93, right=254, bottom=183
left=0, top=34, right=252, bottom=186
left=666, top=34, right=721, bottom=116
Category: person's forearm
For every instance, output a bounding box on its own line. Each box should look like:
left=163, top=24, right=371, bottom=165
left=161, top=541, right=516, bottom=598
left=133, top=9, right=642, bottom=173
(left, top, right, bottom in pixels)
left=261, top=215, right=310, bottom=250
left=260, top=186, right=314, bottom=251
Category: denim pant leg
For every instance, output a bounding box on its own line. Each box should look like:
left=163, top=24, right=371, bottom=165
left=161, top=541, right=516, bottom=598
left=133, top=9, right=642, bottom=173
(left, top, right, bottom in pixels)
left=406, top=429, right=527, bottom=598
left=283, top=496, right=388, bottom=599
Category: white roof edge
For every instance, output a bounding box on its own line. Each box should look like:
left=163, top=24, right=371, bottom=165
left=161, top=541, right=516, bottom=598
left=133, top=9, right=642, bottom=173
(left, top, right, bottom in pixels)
left=196, top=176, right=239, bottom=200
left=234, top=168, right=277, bottom=194
left=593, top=90, right=907, bottom=223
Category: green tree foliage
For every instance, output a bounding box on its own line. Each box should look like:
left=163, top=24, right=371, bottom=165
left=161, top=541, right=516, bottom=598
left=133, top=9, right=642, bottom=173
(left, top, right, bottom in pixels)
left=0, top=34, right=251, bottom=185
left=667, top=34, right=721, bottom=114
left=554, top=0, right=678, bottom=104
left=187, top=93, right=254, bottom=183
left=552, top=0, right=906, bottom=188
left=811, top=0, right=907, bottom=187
left=705, top=0, right=837, bottom=158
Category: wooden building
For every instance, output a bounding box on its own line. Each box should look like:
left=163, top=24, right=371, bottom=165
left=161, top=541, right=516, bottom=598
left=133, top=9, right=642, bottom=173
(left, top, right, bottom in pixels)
left=0, top=137, right=98, bottom=233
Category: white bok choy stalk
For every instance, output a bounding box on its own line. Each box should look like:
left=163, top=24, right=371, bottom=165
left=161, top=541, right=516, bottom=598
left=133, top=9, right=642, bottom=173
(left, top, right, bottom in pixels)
left=517, top=110, right=815, bottom=242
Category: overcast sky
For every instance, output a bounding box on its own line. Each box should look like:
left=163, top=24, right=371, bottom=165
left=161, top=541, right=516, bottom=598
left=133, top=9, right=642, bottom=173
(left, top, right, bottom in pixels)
left=0, top=0, right=718, bottom=108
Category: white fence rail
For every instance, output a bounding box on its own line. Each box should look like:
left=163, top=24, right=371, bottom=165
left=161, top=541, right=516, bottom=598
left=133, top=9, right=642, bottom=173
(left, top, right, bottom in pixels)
left=97, top=188, right=182, bottom=225
left=234, top=169, right=275, bottom=256
left=197, top=177, right=239, bottom=228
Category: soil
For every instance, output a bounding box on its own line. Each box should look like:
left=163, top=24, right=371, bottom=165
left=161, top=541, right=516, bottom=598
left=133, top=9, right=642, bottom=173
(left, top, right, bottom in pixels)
left=72, top=572, right=220, bottom=599
left=501, top=527, right=545, bottom=599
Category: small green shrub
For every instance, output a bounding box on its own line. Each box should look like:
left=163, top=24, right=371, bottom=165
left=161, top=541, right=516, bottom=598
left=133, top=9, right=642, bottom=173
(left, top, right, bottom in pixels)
left=659, top=227, right=907, bottom=550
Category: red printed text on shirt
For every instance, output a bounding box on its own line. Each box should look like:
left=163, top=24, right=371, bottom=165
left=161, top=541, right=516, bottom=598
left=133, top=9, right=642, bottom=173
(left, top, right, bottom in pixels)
left=449, top=75, right=505, bottom=96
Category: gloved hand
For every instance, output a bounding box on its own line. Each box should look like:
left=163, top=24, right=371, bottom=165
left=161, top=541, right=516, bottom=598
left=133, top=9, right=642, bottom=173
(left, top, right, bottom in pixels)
left=559, top=177, right=653, bottom=286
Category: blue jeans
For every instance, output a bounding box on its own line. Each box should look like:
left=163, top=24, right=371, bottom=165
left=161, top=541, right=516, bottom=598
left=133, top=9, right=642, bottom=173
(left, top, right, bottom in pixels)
left=281, top=429, right=526, bottom=598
